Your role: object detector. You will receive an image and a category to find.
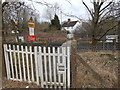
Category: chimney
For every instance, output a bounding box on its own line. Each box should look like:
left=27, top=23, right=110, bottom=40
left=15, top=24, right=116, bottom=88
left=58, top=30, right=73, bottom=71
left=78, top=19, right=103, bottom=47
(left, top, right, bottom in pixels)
left=68, top=18, right=71, bottom=22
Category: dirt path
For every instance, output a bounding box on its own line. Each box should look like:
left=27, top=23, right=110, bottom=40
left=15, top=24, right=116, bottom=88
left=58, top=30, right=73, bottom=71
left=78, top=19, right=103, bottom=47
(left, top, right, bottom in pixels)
left=2, top=78, right=41, bottom=89
left=76, top=54, right=111, bottom=88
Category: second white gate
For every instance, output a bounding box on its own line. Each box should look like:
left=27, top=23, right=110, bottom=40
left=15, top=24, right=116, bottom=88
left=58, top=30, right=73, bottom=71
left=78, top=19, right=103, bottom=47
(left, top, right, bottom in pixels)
left=37, top=47, right=71, bottom=88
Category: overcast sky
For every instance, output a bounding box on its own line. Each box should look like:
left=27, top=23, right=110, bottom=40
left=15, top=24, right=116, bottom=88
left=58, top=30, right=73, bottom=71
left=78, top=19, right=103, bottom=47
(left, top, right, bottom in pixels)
left=3, top=0, right=119, bottom=22
left=29, top=0, right=120, bottom=22
left=24, top=0, right=93, bottom=22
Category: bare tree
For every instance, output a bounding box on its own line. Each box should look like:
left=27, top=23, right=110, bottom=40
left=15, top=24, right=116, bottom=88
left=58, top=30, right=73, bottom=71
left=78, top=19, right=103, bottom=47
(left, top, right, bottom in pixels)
left=82, top=0, right=120, bottom=50
left=73, top=21, right=92, bottom=39
left=2, top=1, right=38, bottom=42
left=43, top=3, right=61, bottom=22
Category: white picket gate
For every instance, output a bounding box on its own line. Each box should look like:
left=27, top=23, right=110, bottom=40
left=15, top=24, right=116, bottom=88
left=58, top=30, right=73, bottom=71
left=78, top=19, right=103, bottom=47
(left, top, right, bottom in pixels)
left=3, top=44, right=71, bottom=88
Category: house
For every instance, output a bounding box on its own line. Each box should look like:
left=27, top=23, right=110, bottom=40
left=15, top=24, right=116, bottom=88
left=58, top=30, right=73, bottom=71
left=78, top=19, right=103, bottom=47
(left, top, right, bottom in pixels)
left=61, top=19, right=80, bottom=33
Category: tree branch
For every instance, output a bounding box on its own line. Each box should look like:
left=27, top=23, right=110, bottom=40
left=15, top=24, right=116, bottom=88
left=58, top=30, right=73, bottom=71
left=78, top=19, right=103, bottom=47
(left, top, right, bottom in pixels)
left=28, top=0, right=53, bottom=8
left=65, top=0, right=72, bottom=5
left=99, top=8, right=110, bottom=18
left=2, top=2, right=9, bottom=13
left=100, top=1, right=113, bottom=13
left=61, top=12, right=83, bottom=21
left=99, top=2, right=104, bottom=7
left=98, top=24, right=118, bottom=40
left=82, top=0, right=94, bottom=19
left=99, top=14, right=120, bottom=26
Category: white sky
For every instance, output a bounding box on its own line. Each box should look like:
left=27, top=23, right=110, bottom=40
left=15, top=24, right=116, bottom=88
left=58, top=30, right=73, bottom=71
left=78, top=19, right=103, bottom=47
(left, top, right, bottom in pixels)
left=25, top=0, right=93, bottom=22
left=3, top=0, right=119, bottom=22
left=28, top=0, right=119, bottom=22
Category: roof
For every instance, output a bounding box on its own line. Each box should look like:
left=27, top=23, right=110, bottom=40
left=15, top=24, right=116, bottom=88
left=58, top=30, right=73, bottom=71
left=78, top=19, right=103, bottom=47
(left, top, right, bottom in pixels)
left=62, top=21, right=78, bottom=27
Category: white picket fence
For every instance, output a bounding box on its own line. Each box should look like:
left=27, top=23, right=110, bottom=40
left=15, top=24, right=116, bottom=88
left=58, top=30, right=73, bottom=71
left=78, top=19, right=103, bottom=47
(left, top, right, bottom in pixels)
left=3, top=44, right=71, bottom=88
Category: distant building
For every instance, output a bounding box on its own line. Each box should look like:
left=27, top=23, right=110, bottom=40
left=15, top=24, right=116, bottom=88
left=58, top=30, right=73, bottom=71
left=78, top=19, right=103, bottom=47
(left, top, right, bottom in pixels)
left=61, top=19, right=80, bottom=33
left=106, top=35, right=118, bottom=42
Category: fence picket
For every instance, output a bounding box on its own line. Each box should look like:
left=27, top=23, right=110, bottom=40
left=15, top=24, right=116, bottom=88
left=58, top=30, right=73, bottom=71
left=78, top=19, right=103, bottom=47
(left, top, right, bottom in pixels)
left=62, top=47, right=66, bottom=88
left=17, top=45, right=22, bottom=81
left=9, top=44, right=14, bottom=78
left=43, top=47, right=48, bottom=88
left=53, top=47, right=57, bottom=88
left=34, top=46, right=39, bottom=85
left=57, top=47, right=61, bottom=88
left=38, top=46, right=43, bottom=87
left=13, top=45, right=18, bottom=79
left=67, top=47, right=70, bottom=88
left=25, top=46, right=30, bottom=82
left=21, top=46, right=26, bottom=81
left=48, top=47, right=52, bottom=88
left=29, top=46, right=34, bottom=82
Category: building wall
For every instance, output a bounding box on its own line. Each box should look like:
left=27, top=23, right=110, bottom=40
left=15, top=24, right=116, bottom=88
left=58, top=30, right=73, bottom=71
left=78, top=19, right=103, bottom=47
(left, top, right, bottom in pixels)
left=62, top=22, right=81, bottom=33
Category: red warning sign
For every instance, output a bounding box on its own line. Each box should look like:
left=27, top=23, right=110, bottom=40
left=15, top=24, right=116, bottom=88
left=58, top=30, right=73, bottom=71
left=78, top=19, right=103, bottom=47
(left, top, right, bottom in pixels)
left=27, top=36, right=36, bottom=41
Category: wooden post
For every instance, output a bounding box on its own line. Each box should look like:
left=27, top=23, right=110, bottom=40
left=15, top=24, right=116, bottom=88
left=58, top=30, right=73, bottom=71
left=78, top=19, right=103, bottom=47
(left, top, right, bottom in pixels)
left=112, top=39, right=116, bottom=54
left=118, top=21, right=120, bottom=88
left=0, top=2, right=2, bottom=88
left=70, top=40, right=77, bottom=88
left=2, top=44, right=7, bottom=79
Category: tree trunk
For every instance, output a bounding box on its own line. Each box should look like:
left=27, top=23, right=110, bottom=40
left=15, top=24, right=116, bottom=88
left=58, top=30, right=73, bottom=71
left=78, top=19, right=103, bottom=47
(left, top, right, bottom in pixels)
left=92, top=38, right=98, bottom=51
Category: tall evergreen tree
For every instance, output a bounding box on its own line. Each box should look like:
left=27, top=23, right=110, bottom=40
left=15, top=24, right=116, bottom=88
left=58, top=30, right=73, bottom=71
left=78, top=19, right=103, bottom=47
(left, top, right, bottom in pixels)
left=50, top=14, right=61, bottom=30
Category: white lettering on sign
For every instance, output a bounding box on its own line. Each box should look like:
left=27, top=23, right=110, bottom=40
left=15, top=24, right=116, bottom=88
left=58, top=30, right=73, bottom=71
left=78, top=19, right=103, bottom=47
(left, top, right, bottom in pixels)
left=29, top=27, right=34, bottom=36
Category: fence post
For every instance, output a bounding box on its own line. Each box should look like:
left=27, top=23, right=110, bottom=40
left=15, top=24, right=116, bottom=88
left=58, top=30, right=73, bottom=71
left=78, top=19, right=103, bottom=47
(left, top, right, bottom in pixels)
left=118, top=21, right=120, bottom=88
left=112, top=39, right=116, bottom=54
left=3, top=44, right=11, bottom=80
left=70, top=40, right=77, bottom=88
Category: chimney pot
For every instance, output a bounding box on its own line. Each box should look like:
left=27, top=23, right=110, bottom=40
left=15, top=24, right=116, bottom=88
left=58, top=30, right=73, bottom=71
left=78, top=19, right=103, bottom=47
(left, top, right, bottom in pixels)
left=68, top=18, right=71, bottom=22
